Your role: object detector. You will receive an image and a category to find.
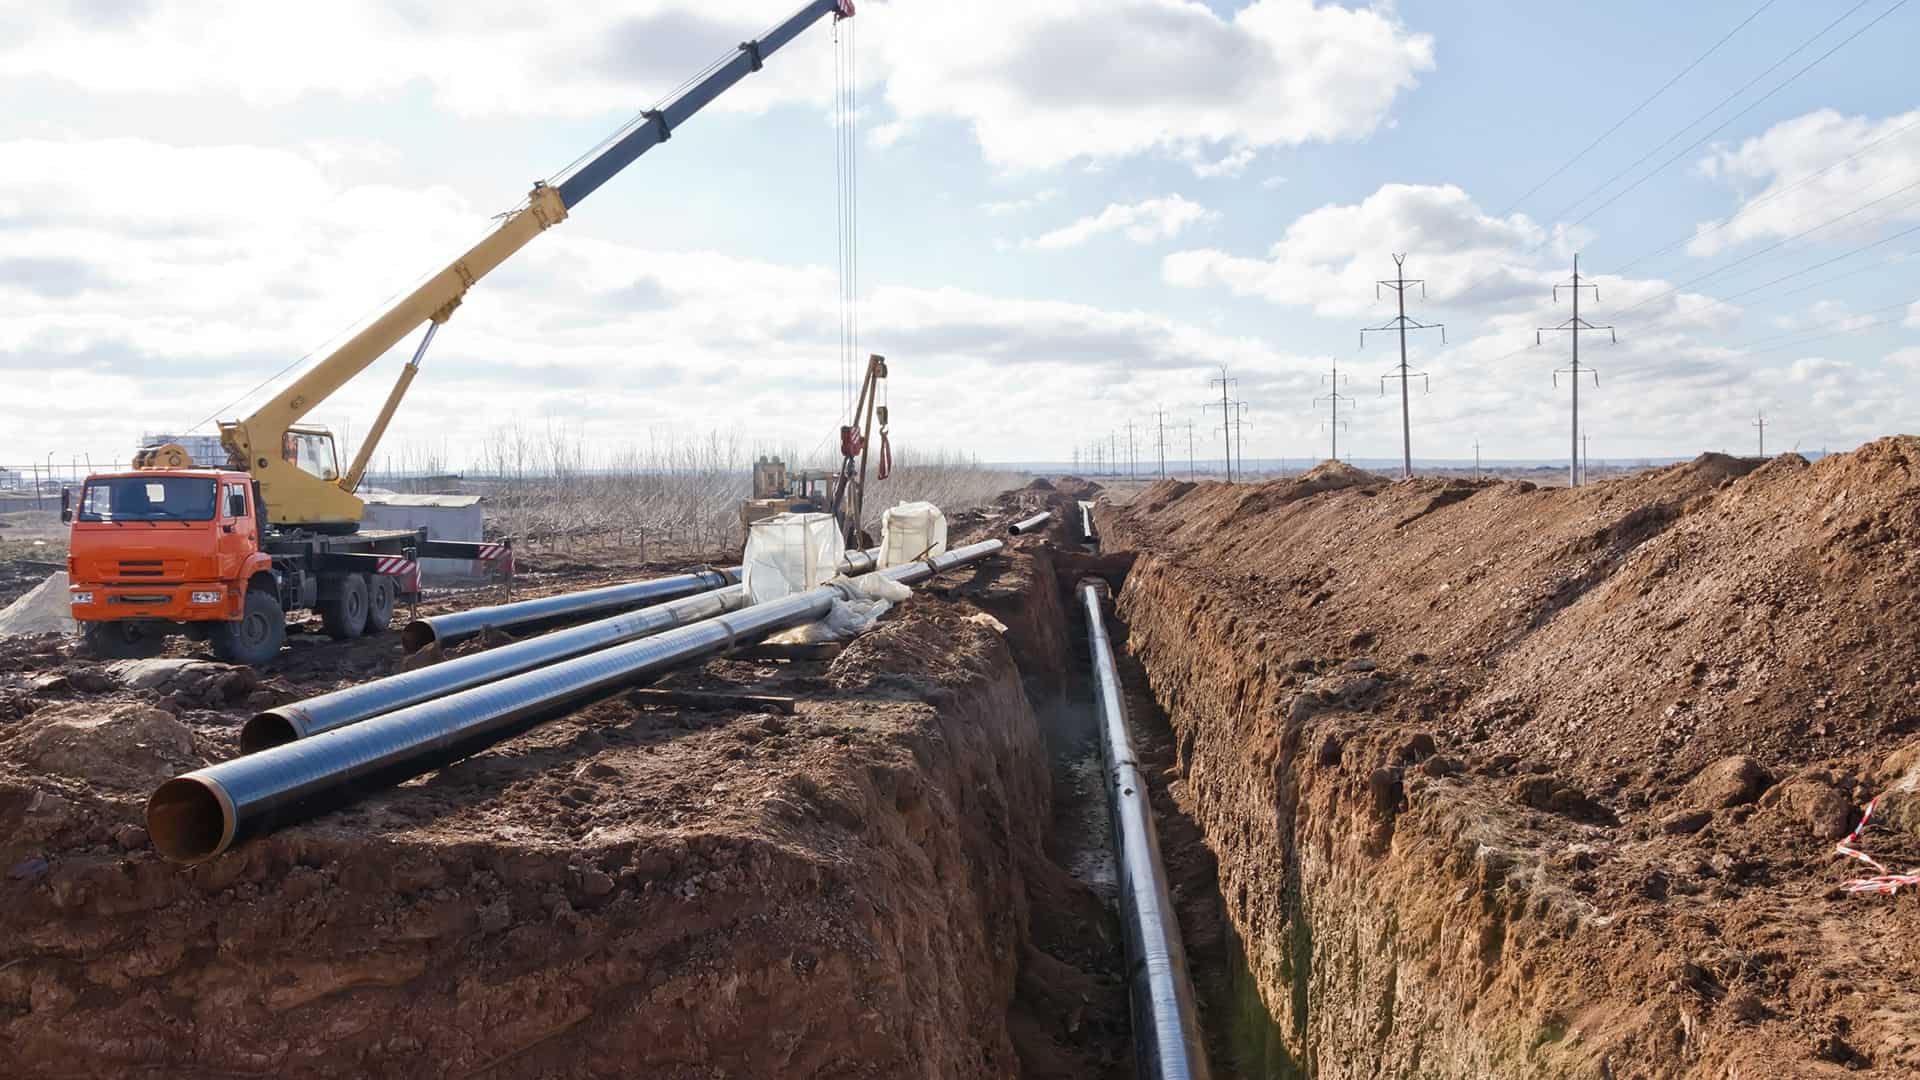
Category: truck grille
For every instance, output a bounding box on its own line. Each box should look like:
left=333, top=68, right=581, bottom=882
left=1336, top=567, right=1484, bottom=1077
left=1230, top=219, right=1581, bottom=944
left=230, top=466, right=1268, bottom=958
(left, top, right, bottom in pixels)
left=116, top=559, right=189, bottom=581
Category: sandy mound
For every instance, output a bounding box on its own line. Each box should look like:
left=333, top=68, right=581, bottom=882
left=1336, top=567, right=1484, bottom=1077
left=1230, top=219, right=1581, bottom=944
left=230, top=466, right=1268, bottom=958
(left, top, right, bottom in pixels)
left=0, top=572, right=74, bottom=637
left=3, top=702, right=202, bottom=793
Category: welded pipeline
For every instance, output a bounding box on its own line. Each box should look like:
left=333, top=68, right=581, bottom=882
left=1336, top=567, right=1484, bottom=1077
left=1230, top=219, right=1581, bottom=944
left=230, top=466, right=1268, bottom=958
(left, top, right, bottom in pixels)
left=1080, top=581, right=1212, bottom=1080
left=1009, top=511, right=1052, bottom=535
left=147, top=539, right=1005, bottom=863
left=401, top=566, right=741, bottom=652
left=1080, top=500, right=1097, bottom=545
left=242, top=584, right=750, bottom=753
left=400, top=550, right=881, bottom=652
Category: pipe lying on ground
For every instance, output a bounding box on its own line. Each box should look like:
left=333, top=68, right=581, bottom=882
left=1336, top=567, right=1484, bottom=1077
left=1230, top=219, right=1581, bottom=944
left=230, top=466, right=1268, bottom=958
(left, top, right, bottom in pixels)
left=400, top=550, right=881, bottom=652
left=242, top=584, right=751, bottom=753
left=148, top=539, right=1005, bottom=863
left=401, top=566, right=741, bottom=652
left=1009, top=511, right=1052, bottom=535
left=1080, top=581, right=1212, bottom=1080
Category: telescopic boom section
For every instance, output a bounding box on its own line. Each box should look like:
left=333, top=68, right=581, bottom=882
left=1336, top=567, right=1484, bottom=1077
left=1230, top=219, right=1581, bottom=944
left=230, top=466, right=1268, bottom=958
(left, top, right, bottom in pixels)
left=224, top=0, right=856, bottom=528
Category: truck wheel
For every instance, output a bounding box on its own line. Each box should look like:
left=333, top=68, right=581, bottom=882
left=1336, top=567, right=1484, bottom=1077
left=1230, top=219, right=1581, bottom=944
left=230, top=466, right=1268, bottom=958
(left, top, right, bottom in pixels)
left=213, top=590, right=287, bottom=666
left=364, top=575, right=396, bottom=635
left=82, top=620, right=167, bottom=659
left=319, top=574, right=369, bottom=640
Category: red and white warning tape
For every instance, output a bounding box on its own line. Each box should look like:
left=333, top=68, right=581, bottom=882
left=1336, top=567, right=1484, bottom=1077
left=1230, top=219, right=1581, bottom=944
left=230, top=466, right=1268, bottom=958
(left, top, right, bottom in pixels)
left=1834, top=794, right=1920, bottom=895
left=374, top=556, right=414, bottom=576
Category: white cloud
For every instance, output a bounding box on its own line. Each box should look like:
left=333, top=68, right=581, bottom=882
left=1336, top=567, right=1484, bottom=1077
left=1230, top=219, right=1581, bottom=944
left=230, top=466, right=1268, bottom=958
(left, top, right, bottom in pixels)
left=1908, top=300, right=1920, bottom=329
left=1190, top=147, right=1258, bottom=179
left=1260, top=176, right=1291, bottom=191
left=2, top=2, right=1432, bottom=176
left=981, top=189, right=1060, bottom=217
left=1690, top=108, right=1920, bottom=256
left=1164, top=183, right=1552, bottom=316
left=1889, top=347, right=1920, bottom=371
left=1028, top=195, right=1217, bottom=251
left=0, top=137, right=1313, bottom=464
left=872, top=0, right=1433, bottom=171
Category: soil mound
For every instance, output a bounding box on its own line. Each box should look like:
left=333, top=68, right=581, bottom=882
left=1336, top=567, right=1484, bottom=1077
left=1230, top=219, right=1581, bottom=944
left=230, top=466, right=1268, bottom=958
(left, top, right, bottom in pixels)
left=1293, top=458, right=1385, bottom=491
left=4, top=702, right=202, bottom=793
left=1102, top=435, right=1920, bottom=1076
left=1025, top=477, right=1056, bottom=491
left=0, top=572, right=73, bottom=637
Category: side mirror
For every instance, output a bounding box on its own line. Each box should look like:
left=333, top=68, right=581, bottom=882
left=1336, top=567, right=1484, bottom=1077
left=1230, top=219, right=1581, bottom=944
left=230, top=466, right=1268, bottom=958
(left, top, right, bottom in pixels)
left=60, top=488, right=72, bottom=524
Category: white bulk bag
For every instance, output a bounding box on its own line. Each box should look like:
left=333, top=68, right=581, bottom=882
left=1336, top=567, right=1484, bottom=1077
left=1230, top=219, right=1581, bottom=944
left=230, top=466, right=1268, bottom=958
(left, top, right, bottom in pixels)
left=878, top=501, right=948, bottom=568
left=743, top=512, right=846, bottom=604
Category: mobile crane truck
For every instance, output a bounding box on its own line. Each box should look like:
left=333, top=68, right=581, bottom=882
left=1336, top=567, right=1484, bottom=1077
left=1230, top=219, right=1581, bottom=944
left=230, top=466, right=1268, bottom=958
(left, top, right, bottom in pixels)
left=65, top=0, right=857, bottom=665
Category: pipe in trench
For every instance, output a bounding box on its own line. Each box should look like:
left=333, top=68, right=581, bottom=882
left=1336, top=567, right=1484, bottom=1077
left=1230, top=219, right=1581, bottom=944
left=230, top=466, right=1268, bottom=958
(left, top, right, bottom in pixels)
left=1009, top=511, right=1052, bottom=536
left=1080, top=580, right=1212, bottom=1080
left=148, top=540, right=1006, bottom=863
left=1079, top=500, right=1097, bottom=545
left=399, top=551, right=881, bottom=652
left=242, top=584, right=752, bottom=753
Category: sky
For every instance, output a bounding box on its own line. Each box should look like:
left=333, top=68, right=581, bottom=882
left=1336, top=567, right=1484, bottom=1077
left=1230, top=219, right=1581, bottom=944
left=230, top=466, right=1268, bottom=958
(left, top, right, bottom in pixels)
left=1, top=0, right=1916, bottom=473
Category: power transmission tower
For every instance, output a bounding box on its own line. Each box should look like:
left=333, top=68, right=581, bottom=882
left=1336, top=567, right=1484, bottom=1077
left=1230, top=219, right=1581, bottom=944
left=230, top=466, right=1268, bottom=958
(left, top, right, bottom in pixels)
left=1071, top=446, right=1080, bottom=474
left=1125, top=421, right=1138, bottom=483
left=1753, top=410, right=1767, bottom=457
left=1361, top=254, right=1445, bottom=479
left=1314, top=359, right=1353, bottom=462
left=1206, top=366, right=1238, bottom=482
left=1536, top=253, right=1616, bottom=488
left=1153, top=408, right=1169, bottom=479
left=1185, top=421, right=1196, bottom=480
left=1473, top=440, right=1482, bottom=479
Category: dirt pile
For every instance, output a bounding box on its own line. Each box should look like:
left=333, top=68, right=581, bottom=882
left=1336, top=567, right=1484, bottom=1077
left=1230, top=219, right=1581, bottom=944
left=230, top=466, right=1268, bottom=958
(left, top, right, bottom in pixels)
left=0, top=571, right=74, bottom=638
left=1101, top=437, right=1920, bottom=1077
left=0, top=521, right=1112, bottom=1077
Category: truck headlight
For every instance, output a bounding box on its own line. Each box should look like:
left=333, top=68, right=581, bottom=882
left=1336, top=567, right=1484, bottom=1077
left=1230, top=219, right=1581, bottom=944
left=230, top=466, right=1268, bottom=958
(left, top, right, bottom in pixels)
left=191, top=591, right=222, bottom=605
left=71, top=591, right=94, bottom=605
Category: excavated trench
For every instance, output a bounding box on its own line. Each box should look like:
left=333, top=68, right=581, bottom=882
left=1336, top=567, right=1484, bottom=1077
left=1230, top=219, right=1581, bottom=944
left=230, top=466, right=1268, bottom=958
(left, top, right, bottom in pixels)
left=0, top=487, right=1280, bottom=1079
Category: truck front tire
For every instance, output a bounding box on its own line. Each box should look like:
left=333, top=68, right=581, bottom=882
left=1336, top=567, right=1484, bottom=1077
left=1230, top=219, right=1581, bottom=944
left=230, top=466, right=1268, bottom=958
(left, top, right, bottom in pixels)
left=319, top=574, right=369, bottom=640
left=213, top=590, right=287, bottom=666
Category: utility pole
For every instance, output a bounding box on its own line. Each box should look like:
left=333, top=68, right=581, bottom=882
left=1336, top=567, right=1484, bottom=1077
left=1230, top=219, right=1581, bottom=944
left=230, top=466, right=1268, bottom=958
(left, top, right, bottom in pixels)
left=1110, top=432, right=1120, bottom=479
left=1753, top=410, right=1767, bottom=457
left=1153, top=408, right=1169, bottom=479
left=1537, top=253, right=1617, bottom=488
left=1124, top=421, right=1138, bottom=484
left=1314, top=359, right=1353, bottom=462
left=1230, top=402, right=1250, bottom=478
left=1185, top=421, right=1196, bottom=480
left=1206, top=366, right=1238, bottom=482
left=1361, top=254, right=1445, bottom=479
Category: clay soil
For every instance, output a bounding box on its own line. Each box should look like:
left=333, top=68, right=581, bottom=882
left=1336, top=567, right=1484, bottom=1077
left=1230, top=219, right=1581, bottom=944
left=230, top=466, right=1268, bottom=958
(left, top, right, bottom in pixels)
left=0, top=497, right=1135, bottom=1078
left=1099, top=437, right=1920, bottom=1077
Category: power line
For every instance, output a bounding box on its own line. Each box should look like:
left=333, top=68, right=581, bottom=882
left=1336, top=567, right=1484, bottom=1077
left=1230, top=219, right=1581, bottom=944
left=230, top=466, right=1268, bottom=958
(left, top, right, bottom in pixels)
left=1754, top=409, right=1768, bottom=456
left=1205, top=366, right=1239, bottom=483
left=1153, top=407, right=1169, bottom=479
left=1361, top=254, right=1444, bottom=479
left=1536, top=254, right=1618, bottom=488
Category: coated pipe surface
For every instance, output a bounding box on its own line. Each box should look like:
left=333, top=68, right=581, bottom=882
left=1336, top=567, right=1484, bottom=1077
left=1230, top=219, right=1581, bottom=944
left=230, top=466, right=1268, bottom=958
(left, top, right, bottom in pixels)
left=1080, top=500, right=1097, bottom=545
left=1009, top=511, right=1052, bottom=536
left=1081, top=582, right=1212, bottom=1080
left=401, top=567, right=741, bottom=652
left=402, top=550, right=879, bottom=652
left=148, top=539, right=1005, bottom=862
left=242, top=584, right=751, bottom=752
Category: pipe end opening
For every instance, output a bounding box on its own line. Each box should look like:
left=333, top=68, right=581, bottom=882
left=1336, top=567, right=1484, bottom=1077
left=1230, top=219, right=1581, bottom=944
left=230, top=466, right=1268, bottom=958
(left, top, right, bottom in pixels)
left=146, top=777, right=234, bottom=863
left=400, top=621, right=437, bottom=654
left=239, top=712, right=299, bottom=754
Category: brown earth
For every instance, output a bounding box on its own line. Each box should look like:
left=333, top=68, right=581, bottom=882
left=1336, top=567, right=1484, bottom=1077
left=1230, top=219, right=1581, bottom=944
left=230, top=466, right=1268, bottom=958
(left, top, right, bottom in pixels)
left=0, top=495, right=1136, bottom=1078
left=1100, top=437, right=1920, bottom=1078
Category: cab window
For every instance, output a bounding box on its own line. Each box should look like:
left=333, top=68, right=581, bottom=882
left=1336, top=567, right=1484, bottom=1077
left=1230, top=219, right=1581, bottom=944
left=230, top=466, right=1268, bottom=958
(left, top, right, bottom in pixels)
left=282, top=431, right=339, bottom=481
left=77, top=477, right=217, bottom=522
left=224, top=483, right=249, bottom=519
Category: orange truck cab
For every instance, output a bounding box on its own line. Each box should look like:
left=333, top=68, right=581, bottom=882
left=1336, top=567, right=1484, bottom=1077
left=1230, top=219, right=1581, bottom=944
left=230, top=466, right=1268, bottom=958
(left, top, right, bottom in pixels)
left=64, top=469, right=497, bottom=665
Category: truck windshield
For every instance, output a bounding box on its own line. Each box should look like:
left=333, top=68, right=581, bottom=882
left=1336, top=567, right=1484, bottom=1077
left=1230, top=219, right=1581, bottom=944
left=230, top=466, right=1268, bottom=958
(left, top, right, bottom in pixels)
left=79, top=477, right=217, bottom=522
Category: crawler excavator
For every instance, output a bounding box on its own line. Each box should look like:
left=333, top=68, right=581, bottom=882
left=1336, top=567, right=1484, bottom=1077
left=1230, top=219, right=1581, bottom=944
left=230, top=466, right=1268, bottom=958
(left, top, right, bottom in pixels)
left=64, top=0, right=858, bottom=665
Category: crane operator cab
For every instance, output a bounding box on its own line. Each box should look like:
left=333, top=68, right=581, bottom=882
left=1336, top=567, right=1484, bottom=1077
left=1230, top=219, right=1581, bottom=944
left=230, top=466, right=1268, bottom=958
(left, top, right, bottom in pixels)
left=282, top=427, right=341, bottom=483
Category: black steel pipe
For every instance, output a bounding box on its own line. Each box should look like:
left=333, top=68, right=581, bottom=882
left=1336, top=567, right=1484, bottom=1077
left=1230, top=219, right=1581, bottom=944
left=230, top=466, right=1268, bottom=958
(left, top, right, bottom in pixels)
left=148, top=540, right=1005, bottom=863
left=400, top=566, right=741, bottom=652
left=242, top=584, right=750, bottom=753
left=1080, top=581, right=1212, bottom=1080
left=1009, top=511, right=1052, bottom=535
left=400, top=550, right=882, bottom=652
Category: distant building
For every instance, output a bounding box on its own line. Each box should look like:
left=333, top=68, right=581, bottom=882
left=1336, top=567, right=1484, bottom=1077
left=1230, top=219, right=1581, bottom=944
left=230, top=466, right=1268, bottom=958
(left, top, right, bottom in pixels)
left=0, top=467, right=19, bottom=491
left=138, top=433, right=228, bottom=468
